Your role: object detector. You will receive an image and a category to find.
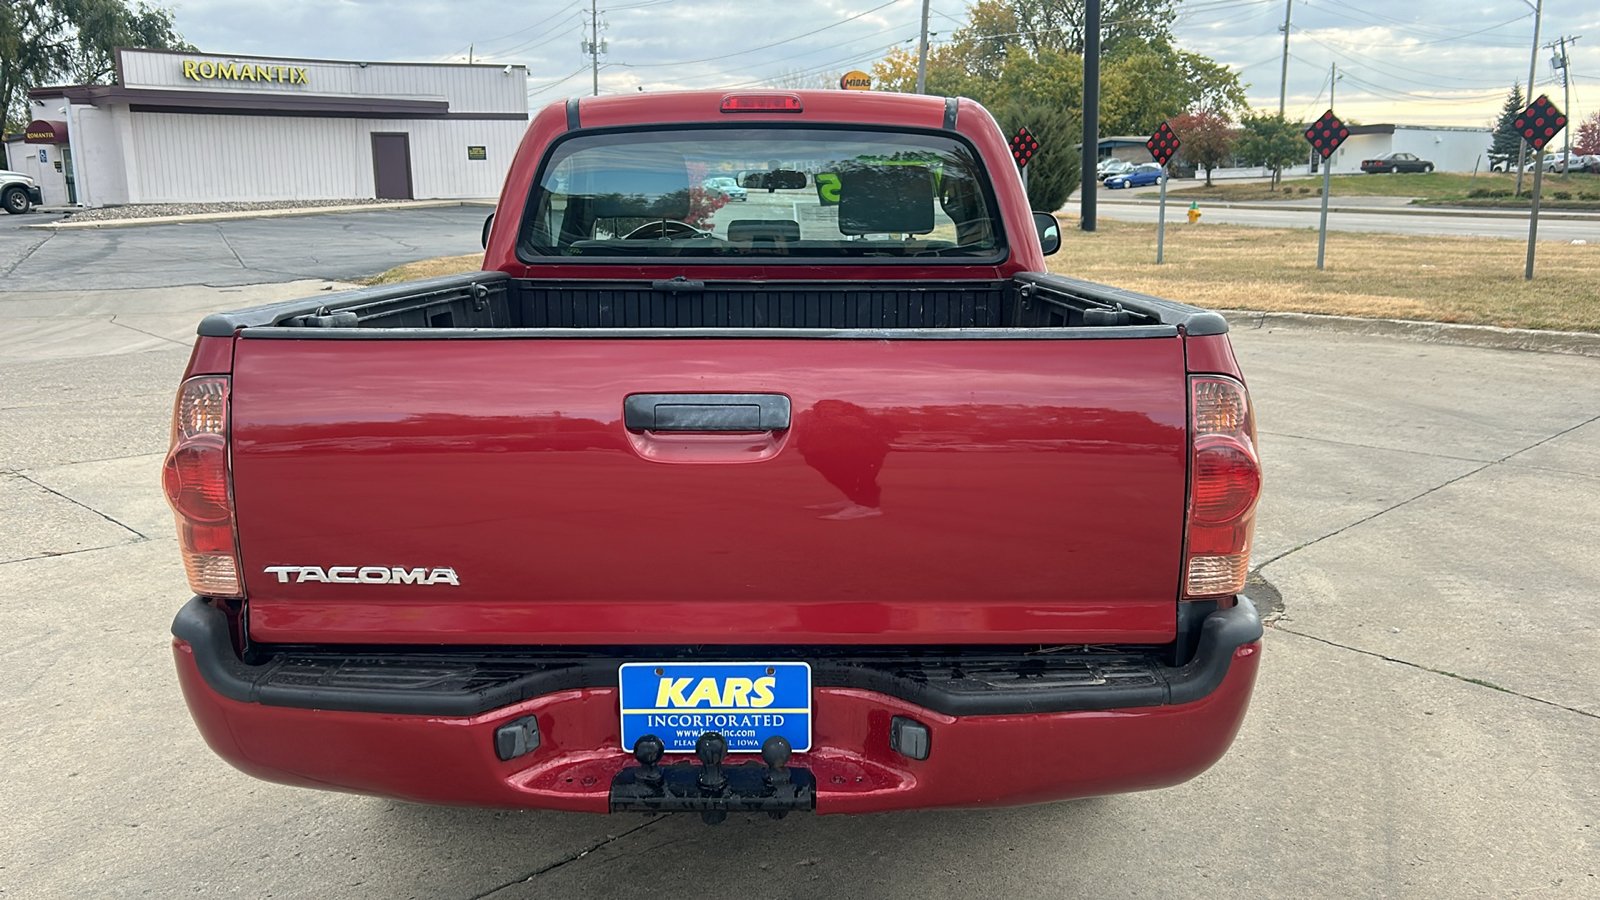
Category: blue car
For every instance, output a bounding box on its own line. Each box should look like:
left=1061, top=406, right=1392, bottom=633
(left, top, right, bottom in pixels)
left=1104, top=163, right=1164, bottom=189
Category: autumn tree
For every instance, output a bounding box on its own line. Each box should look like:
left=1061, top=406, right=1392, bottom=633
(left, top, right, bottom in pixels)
left=1170, top=110, right=1233, bottom=186
left=1235, top=113, right=1304, bottom=188
left=1574, top=110, right=1600, bottom=157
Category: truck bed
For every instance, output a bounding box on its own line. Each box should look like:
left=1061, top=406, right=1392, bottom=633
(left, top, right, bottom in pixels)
left=199, top=270, right=1229, bottom=337
left=209, top=272, right=1216, bottom=647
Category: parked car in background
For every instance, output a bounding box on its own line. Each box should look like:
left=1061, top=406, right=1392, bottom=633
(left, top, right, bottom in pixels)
left=1096, top=158, right=1135, bottom=181
left=1, top=169, right=43, bottom=214
left=703, top=175, right=747, bottom=201
left=1546, top=153, right=1599, bottom=174
left=1104, top=163, right=1164, bottom=189
left=1360, top=152, right=1434, bottom=174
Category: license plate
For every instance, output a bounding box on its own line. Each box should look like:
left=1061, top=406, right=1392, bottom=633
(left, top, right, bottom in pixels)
left=619, top=661, right=812, bottom=753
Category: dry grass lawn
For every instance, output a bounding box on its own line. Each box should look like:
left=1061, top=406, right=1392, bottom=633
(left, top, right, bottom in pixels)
left=1051, top=218, right=1600, bottom=333
left=364, top=253, right=483, bottom=285
left=360, top=224, right=1600, bottom=333
left=1166, top=171, right=1600, bottom=205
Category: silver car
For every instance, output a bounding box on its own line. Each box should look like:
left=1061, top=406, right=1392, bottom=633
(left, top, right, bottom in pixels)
left=703, top=176, right=747, bottom=201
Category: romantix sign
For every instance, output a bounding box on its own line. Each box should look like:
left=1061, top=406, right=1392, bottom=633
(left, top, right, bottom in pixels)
left=183, top=60, right=310, bottom=85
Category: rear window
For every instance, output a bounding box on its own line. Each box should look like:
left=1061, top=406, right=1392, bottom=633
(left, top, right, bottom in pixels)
left=517, top=127, right=1005, bottom=262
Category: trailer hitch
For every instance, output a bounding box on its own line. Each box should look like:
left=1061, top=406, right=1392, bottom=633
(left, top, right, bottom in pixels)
left=610, top=732, right=815, bottom=824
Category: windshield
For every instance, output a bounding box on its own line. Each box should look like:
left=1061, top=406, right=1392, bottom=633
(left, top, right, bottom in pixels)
left=519, top=127, right=1005, bottom=261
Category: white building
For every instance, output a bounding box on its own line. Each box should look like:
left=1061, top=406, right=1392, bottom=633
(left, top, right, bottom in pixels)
left=5, top=48, right=528, bottom=208
left=1197, top=123, right=1498, bottom=181
left=1319, top=124, right=1496, bottom=174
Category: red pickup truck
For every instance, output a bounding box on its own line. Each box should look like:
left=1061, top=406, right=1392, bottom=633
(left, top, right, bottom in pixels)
left=166, top=90, right=1262, bottom=821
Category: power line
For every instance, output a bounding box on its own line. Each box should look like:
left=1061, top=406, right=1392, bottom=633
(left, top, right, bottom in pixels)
left=614, top=0, right=908, bottom=68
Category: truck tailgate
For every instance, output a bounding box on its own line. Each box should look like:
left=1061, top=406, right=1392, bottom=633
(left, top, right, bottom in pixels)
left=230, top=336, right=1189, bottom=644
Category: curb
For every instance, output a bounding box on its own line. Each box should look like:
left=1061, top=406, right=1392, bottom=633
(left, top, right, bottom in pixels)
left=25, top=199, right=497, bottom=230
left=1098, top=198, right=1600, bottom=222
left=1221, top=310, right=1600, bottom=358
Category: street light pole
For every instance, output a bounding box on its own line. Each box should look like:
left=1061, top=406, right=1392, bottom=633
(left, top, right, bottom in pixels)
left=1515, top=0, right=1543, bottom=196
left=1081, top=0, right=1101, bottom=231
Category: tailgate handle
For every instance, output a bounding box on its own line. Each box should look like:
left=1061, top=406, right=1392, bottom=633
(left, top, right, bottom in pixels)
left=624, top=393, right=791, bottom=432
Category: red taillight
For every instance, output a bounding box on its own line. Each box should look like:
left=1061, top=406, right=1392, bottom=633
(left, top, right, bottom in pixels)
left=163, top=375, right=242, bottom=597
left=720, top=93, right=803, bottom=113
left=1184, top=376, right=1260, bottom=598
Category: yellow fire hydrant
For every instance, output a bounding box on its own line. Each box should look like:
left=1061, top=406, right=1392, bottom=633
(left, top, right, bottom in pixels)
left=1187, top=201, right=1201, bottom=224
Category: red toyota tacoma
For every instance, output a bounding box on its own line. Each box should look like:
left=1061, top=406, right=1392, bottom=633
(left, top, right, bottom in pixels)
left=166, top=90, right=1262, bottom=821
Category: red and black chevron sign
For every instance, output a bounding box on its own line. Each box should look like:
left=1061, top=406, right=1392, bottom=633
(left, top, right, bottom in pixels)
left=1304, top=110, right=1349, bottom=159
left=1515, top=95, right=1566, bottom=150
left=1146, top=122, right=1180, bottom=166
left=1010, top=126, right=1039, bottom=167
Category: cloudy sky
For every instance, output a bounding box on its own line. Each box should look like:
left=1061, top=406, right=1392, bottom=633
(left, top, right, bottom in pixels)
left=170, top=0, right=1599, bottom=129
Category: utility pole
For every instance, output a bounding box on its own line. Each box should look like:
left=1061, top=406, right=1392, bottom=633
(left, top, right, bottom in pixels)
left=915, top=0, right=931, bottom=94
left=1549, top=36, right=1579, bottom=179
left=1278, top=0, right=1292, bottom=117
left=1081, top=0, right=1101, bottom=231
left=1515, top=0, right=1543, bottom=197
left=588, top=0, right=601, bottom=97
left=469, top=44, right=474, bottom=65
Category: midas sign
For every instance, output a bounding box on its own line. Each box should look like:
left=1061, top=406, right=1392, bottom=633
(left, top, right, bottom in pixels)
left=183, top=60, right=310, bottom=85
left=840, top=70, right=871, bottom=90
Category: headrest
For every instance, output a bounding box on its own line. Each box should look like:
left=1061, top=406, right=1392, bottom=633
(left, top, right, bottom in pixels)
left=727, top=219, right=801, bottom=242
left=573, top=155, right=692, bottom=219
left=838, top=165, right=935, bottom=235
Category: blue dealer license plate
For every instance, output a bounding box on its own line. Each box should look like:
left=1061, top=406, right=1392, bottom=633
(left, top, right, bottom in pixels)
left=619, top=661, right=812, bottom=754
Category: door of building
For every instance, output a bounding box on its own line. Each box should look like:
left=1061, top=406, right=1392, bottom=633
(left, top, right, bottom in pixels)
left=371, top=133, right=413, bottom=200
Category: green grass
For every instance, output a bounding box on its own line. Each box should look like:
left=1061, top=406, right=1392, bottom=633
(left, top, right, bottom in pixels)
left=1167, top=171, right=1600, bottom=206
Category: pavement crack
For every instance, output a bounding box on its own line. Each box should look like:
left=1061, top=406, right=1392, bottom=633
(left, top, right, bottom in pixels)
left=214, top=225, right=248, bottom=269
left=1256, top=461, right=1493, bottom=570
left=468, top=816, right=664, bottom=898
left=1270, top=626, right=1598, bottom=720
left=1497, top=411, right=1600, bottom=463
left=1, top=230, right=54, bottom=279
left=11, top=471, right=149, bottom=540
left=1257, top=429, right=1486, bottom=463
left=0, top=539, right=150, bottom=565
left=107, top=315, right=189, bottom=347
left=1257, top=411, right=1600, bottom=571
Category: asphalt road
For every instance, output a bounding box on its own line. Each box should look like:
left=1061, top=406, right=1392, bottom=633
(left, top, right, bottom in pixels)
left=2, top=211, right=1597, bottom=898
left=0, top=205, right=490, bottom=292
left=1095, top=196, right=1600, bottom=242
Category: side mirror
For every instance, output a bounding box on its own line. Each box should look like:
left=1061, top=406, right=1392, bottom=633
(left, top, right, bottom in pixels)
left=481, top=213, right=494, bottom=249
left=1033, top=212, right=1061, bottom=256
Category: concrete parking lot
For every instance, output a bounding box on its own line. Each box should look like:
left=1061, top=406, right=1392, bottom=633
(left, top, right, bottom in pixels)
left=2, top=210, right=1596, bottom=898
left=0, top=205, right=489, bottom=291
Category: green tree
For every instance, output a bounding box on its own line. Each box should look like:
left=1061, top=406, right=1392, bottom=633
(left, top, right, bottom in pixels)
left=1170, top=110, right=1233, bottom=186
left=990, top=97, right=1081, bottom=211
left=975, top=0, right=1180, bottom=58
left=1100, top=40, right=1247, bottom=136
left=1, top=0, right=191, bottom=133
left=1490, top=83, right=1525, bottom=168
left=1235, top=113, right=1304, bottom=188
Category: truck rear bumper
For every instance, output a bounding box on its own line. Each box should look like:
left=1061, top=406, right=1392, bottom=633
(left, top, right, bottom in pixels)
left=172, top=599, right=1262, bottom=814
